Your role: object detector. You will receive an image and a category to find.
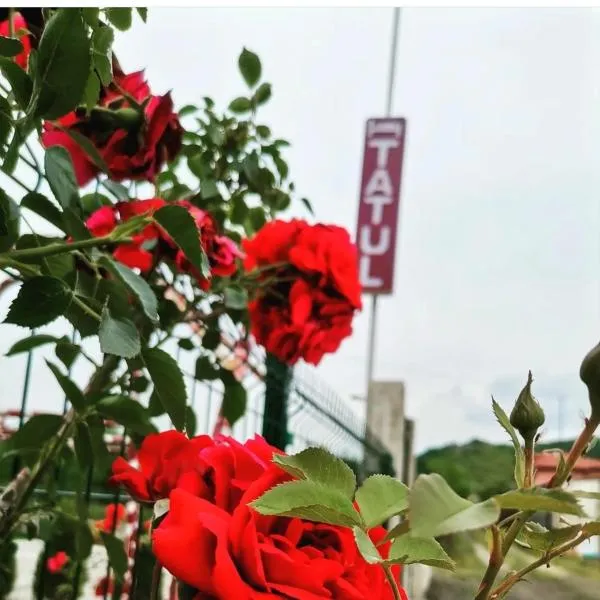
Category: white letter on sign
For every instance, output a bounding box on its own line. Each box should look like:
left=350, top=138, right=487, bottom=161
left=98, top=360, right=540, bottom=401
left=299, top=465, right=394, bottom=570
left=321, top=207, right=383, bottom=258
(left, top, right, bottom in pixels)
left=360, top=256, right=383, bottom=288
left=369, top=137, right=399, bottom=167
left=360, top=226, right=391, bottom=255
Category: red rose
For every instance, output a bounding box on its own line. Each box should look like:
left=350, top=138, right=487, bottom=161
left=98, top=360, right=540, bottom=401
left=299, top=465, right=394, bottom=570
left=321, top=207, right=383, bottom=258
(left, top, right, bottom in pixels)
left=41, top=68, right=183, bottom=186
left=85, top=199, right=241, bottom=284
left=243, top=219, right=362, bottom=365
left=0, top=12, right=31, bottom=69
left=152, top=436, right=406, bottom=599
left=110, top=431, right=214, bottom=502
left=46, top=551, right=68, bottom=574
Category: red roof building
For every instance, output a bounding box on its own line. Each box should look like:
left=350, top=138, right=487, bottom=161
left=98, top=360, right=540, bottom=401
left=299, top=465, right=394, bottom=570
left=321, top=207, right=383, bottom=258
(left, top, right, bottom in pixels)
left=534, top=452, right=600, bottom=486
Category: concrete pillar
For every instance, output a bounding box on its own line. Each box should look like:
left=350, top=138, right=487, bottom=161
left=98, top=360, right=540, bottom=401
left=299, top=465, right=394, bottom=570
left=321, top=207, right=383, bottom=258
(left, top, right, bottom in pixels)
left=366, top=381, right=406, bottom=478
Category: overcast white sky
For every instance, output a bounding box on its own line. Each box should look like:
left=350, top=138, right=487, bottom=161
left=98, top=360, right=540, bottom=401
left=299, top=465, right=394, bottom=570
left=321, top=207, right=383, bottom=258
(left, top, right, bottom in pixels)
left=1, top=7, right=600, bottom=454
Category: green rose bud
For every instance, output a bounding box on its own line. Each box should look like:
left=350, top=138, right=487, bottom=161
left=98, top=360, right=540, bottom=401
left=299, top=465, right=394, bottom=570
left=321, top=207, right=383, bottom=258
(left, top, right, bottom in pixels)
left=510, top=371, right=546, bottom=442
left=580, top=341, right=600, bottom=418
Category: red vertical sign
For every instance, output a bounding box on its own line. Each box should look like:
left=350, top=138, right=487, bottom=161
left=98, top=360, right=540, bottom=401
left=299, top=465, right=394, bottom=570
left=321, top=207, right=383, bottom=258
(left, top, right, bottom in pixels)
left=355, top=117, right=406, bottom=295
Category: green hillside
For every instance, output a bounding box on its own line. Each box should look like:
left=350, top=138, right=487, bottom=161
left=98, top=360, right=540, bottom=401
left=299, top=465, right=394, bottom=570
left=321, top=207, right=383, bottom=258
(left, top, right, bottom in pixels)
left=417, top=438, right=597, bottom=500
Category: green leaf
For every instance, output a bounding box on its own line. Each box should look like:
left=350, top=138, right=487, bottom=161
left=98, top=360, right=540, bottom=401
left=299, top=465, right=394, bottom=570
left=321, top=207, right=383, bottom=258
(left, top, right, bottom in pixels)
left=492, top=397, right=525, bottom=487
left=178, top=338, right=195, bottom=351
left=238, top=48, right=262, bottom=87
left=0, top=35, right=23, bottom=58
left=154, top=205, right=210, bottom=278
left=200, top=178, right=219, bottom=200
left=0, top=57, right=32, bottom=110
left=517, top=522, right=582, bottom=553
left=178, top=104, right=197, bottom=118
left=99, top=306, right=141, bottom=359
left=251, top=480, right=362, bottom=528
left=101, top=258, right=159, bottom=324
left=55, top=338, right=80, bottom=369
left=73, top=421, right=93, bottom=469
left=5, top=276, right=71, bottom=328
left=247, top=207, right=266, bottom=232
left=101, top=180, right=130, bottom=201
left=0, top=95, right=11, bottom=153
left=409, top=473, right=500, bottom=538
left=224, top=286, right=248, bottom=310
left=355, top=475, right=409, bottom=528
left=31, top=8, right=91, bottom=119
left=105, top=8, right=133, bottom=31
left=81, top=7, right=99, bottom=27
left=228, top=97, right=252, bottom=114
left=142, top=347, right=187, bottom=431
left=222, top=380, right=247, bottom=426
left=20, top=192, right=65, bottom=232
left=387, top=534, right=455, bottom=570
left=82, top=70, right=101, bottom=111
left=353, top=527, right=382, bottom=564
left=0, top=188, right=19, bottom=252
left=494, top=488, right=585, bottom=517
left=96, top=395, right=155, bottom=435
left=100, top=532, right=128, bottom=581
left=273, top=447, right=356, bottom=499
left=195, top=355, right=219, bottom=381
left=185, top=405, right=197, bottom=437
left=91, top=26, right=114, bottom=86
left=45, top=145, right=80, bottom=212
left=6, top=334, right=59, bottom=356
left=300, top=197, right=314, bottom=216
left=254, top=82, right=272, bottom=106
left=74, top=521, right=94, bottom=560
left=256, top=125, right=271, bottom=139
left=46, top=359, right=85, bottom=411
left=6, top=414, right=63, bottom=453
left=136, top=7, right=148, bottom=22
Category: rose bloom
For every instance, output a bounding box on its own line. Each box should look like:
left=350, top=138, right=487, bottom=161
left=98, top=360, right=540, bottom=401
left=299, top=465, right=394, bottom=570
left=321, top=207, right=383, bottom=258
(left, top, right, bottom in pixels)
left=85, top=198, right=241, bottom=283
left=46, top=551, right=68, bottom=574
left=146, top=434, right=406, bottom=600
left=96, top=503, right=127, bottom=533
left=0, top=12, right=31, bottom=69
left=243, top=219, right=362, bottom=365
left=42, top=68, right=183, bottom=186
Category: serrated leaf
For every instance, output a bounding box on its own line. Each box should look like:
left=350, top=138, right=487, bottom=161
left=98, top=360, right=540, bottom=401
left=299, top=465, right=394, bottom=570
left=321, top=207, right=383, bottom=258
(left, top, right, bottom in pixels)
left=387, top=534, right=455, bottom=570
left=251, top=479, right=362, bottom=528
left=273, top=447, right=356, bottom=499
left=54, top=124, right=109, bottom=174
left=46, top=359, right=85, bottom=411
left=6, top=334, right=59, bottom=356
left=5, top=276, right=71, bottom=328
left=222, top=380, right=247, bottom=426
left=136, top=7, right=148, bottom=22
left=55, top=338, right=79, bottom=369
left=492, top=397, right=525, bottom=487
left=96, top=395, right=155, bottom=435
left=353, top=527, right=382, bottom=564
left=91, top=25, right=113, bottom=86
left=494, top=488, right=585, bottom=517
left=45, top=145, right=80, bottom=212
left=229, top=96, right=252, bottom=114
left=20, top=192, right=65, bottom=232
left=410, top=473, right=500, bottom=538
left=517, top=522, right=582, bottom=552
left=31, top=8, right=91, bottom=119
left=101, top=258, right=159, bottom=324
left=142, top=347, right=187, bottom=431
left=154, top=205, right=210, bottom=278
left=98, top=306, right=141, bottom=359
left=100, top=532, right=128, bottom=581
left=355, top=475, right=409, bottom=527
left=105, top=8, right=132, bottom=31
left=238, top=48, right=261, bottom=87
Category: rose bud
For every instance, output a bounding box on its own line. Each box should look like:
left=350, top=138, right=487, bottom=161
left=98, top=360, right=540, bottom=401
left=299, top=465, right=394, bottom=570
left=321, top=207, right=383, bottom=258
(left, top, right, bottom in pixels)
left=580, top=341, right=600, bottom=418
left=510, top=371, right=546, bottom=442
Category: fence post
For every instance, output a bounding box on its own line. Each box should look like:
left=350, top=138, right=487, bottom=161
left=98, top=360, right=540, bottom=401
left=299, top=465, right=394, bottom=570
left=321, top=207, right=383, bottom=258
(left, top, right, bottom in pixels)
left=262, top=353, right=292, bottom=450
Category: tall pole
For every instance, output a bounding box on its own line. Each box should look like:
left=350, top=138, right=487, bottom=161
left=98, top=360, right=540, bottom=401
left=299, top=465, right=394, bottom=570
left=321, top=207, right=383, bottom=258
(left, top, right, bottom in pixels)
left=365, top=7, right=401, bottom=399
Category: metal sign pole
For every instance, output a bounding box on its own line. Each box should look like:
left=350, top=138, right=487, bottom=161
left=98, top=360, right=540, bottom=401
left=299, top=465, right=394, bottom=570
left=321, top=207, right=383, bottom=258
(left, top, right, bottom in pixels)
left=365, top=7, right=401, bottom=398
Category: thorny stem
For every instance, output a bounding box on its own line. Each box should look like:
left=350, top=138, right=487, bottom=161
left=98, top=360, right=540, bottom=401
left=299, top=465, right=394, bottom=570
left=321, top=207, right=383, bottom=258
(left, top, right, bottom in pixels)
left=5, top=234, right=117, bottom=260
left=490, top=533, right=588, bottom=598
left=523, top=437, right=535, bottom=488
left=71, top=295, right=102, bottom=322
left=150, top=559, right=162, bottom=600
